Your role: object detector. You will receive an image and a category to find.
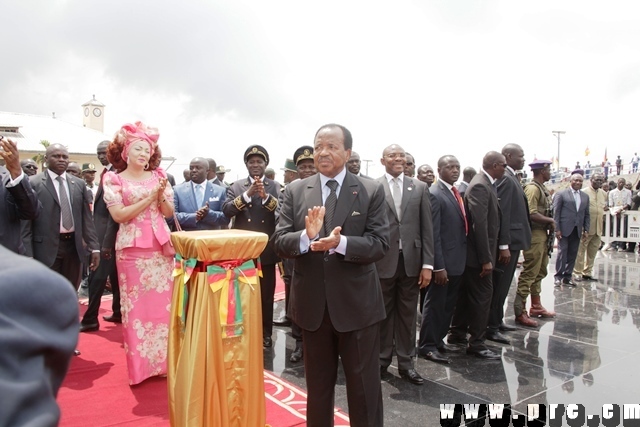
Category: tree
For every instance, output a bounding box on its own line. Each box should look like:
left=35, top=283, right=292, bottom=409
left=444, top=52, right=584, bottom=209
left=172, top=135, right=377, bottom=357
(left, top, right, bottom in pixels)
left=31, top=140, right=50, bottom=170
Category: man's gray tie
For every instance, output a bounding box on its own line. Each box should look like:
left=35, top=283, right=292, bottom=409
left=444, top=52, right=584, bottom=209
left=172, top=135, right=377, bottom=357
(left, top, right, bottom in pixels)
left=56, top=176, right=74, bottom=230
left=195, top=183, right=204, bottom=207
left=324, top=179, right=338, bottom=236
left=392, top=177, right=402, bottom=220
left=574, top=190, right=581, bottom=211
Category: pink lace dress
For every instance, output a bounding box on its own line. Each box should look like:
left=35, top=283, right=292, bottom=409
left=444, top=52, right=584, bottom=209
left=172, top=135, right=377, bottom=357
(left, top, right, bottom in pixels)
left=103, top=169, right=175, bottom=385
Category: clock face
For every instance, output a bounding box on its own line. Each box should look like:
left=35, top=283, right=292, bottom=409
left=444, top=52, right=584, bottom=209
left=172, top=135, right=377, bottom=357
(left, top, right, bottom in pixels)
left=84, top=107, right=89, bottom=117
left=93, top=108, right=102, bottom=117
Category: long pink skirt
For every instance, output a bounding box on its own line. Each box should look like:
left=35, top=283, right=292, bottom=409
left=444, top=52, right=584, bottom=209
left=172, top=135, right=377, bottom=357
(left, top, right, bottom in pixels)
left=116, top=240, right=174, bottom=385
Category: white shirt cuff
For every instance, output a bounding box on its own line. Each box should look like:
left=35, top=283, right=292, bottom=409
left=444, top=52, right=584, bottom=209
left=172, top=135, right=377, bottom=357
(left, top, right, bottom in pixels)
left=5, top=171, right=24, bottom=187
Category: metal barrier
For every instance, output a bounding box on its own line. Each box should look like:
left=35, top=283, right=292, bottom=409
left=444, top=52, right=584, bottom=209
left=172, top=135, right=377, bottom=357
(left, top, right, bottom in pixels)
left=602, top=210, right=640, bottom=246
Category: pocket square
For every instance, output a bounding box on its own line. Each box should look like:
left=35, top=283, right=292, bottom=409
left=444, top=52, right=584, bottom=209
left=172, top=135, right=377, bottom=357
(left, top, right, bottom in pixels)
left=351, top=211, right=361, bottom=216
left=209, top=196, right=220, bottom=202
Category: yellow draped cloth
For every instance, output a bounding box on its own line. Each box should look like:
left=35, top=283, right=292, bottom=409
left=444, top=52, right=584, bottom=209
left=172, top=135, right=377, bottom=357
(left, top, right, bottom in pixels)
left=168, top=230, right=268, bottom=427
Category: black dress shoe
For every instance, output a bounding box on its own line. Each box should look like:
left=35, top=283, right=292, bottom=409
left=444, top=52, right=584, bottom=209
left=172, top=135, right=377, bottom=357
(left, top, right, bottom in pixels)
left=421, top=351, right=450, bottom=364
left=74, top=349, right=81, bottom=356
left=554, top=279, right=562, bottom=287
left=498, top=323, right=517, bottom=332
left=466, top=348, right=501, bottom=360
left=562, top=278, right=577, bottom=287
left=582, top=275, right=598, bottom=282
left=263, top=336, right=273, bottom=348
left=380, top=366, right=388, bottom=377
left=486, top=331, right=511, bottom=345
left=273, top=317, right=291, bottom=326
left=290, top=346, right=303, bottom=363
left=399, top=368, right=424, bottom=385
left=79, top=323, right=99, bottom=333
left=103, top=315, right=122, bottom=323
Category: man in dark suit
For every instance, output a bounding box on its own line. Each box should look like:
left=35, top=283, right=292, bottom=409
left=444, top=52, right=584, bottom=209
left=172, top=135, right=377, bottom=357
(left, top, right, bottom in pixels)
left=448, top=151, right=506, bottom=360
left=375, top=144, right=433, bottom=385
left=273, top=124, right=389, bottom=426
left=457, top=166, right=477, bottom=198
left=80, top=141, right=122, bottom=332
left=486, top=144, right=532, bottom=345
left=419, top=155, right=467, bottom=365
left=554, top=174, right=590, bottom=285
left=0, top=136, right=41, bottom=254
left=0, top=244, right=78, bottom=427
left=24, top=144, right=100, bottom=289
left=174, top=157, right=229, bottom=231
left=223, top=145, right=280, bottom=348
left=206, top=158, right=226, bottom=187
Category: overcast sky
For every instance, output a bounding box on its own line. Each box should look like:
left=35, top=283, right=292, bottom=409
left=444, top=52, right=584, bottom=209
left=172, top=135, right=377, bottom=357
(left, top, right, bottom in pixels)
left=2, top=0, right=640, bottom=181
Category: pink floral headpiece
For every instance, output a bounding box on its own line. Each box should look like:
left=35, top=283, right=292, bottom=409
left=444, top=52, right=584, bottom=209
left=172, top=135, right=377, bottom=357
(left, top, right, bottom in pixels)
left=116, top=121, right=159, bottom=162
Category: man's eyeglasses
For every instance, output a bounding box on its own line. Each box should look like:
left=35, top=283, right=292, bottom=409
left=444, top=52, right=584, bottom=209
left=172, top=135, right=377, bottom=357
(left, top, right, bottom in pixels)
left=24, top=165, right=38, bottom=170
left=385, top=153, right=406, bottom=160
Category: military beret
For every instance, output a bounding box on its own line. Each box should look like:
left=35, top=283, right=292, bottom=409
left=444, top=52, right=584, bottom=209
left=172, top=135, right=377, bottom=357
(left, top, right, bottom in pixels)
left=529, top=160, right=552, bottom=170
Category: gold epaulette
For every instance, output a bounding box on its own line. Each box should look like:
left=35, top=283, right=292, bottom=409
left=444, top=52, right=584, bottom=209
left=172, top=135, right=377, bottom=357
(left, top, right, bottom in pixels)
left=233, top=195, right=247, bottom=211
left=264, top=195, right=278, bottom=212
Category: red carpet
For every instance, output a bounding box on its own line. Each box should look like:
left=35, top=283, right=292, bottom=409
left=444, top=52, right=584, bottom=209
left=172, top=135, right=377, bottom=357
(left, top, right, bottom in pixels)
left=274, top=273, right=285, bottom=302
left=59, top=298, right=349, bottom=426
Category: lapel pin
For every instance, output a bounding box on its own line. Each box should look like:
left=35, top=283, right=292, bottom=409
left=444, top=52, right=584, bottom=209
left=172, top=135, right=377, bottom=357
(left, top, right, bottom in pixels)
left=353, top=191, right=358, bottom=195
left=408, top=186, right=413, bottom=191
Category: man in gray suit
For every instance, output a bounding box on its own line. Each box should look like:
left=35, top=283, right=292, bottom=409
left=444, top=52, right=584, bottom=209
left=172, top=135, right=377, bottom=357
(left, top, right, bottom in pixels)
left=487, top=144, right=532, bottom=345
left=0, top=136, right=41, bottom=254
left=554, top=174, right=590, bottom=285
left=448, top=151, right=506, bottom=360
left=375, top=144, right=433, bottom=385
left=24, top=144, right=100, bottom=289
left=419, top=155, right=467, bottom=365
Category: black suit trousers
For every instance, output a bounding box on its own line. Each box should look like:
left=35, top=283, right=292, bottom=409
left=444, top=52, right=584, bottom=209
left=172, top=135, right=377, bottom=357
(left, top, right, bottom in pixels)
left=450, top=267, right=493, bottom=349
left=419, top=274, right=463, bottom=353
left=261, top=264, right=276, bottom=337
left=81, top=254, right=121, bottom=325
left=488, top=249, right=519, bottom=332
left=379, top=253, right=419, bottom=370
left=555, top=227, right=580, bottom=280
left=51, top=238, right=82, bottom=290
left=303, top=306, right=383, bottom=427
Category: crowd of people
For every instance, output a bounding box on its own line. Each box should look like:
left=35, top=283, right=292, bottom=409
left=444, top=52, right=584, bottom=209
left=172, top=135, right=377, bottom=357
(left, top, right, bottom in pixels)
left=0, top=122, right=629, bottom=426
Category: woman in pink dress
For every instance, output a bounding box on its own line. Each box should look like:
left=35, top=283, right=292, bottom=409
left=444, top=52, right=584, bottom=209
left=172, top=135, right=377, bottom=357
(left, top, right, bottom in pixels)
left=103, top=122, right=175, bottom=385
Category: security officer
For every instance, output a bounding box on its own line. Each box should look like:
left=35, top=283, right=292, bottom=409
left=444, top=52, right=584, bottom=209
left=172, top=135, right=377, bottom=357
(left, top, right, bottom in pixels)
left=222, top=145, right=280, bottom=348
left=514, top=160, right=556, bottom=327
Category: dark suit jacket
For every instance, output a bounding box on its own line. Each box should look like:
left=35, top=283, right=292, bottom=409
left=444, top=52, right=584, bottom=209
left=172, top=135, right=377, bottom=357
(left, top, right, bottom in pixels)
left=375, top=175, right=433, bottom=278
left=222, top=176, right=280, bottom=265
left=174, top=181, right=229, bottom=230
left=464, top=172, right=501, bottom=268
left=272, top=171, right=389, bottom=333
left=24, top=171, right=99, bottom=265
left=0, top=167, right=41, bottom=254
left=0, top=245, right=78, bottom=427
left=553, top=188, right=590, bottom=237
left=94, top=169, right=118, bottom=249
left=430, top=180, right=467, bottom=276
left=457, top=181, right=469, bottom=198
left=496, top=168, right=532, bottom=251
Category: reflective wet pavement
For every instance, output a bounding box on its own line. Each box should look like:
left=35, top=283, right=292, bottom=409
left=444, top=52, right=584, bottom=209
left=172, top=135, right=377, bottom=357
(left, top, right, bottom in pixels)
left=265, top=250, right=640, bottom=426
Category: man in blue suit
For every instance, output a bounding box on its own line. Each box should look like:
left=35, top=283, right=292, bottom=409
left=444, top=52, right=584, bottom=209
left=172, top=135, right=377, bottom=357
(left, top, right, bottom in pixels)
left=174, top=157, right=229, bottom=231
left=553, top=174, right=590, bottom=285
left=419, top=155, right=467, bottom=365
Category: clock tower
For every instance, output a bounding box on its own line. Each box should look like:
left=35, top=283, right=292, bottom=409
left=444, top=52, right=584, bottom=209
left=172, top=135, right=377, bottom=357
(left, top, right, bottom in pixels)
left=81, top=95, right=105, bottom=132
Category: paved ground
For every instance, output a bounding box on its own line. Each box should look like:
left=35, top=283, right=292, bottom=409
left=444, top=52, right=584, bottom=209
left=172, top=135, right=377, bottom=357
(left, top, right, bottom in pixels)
left=265, top=249, right=640, bottom=426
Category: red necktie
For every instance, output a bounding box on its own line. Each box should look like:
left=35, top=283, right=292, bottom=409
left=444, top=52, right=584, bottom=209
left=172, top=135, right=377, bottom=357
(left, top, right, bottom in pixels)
left=452, top=186, right=468, bottom=235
